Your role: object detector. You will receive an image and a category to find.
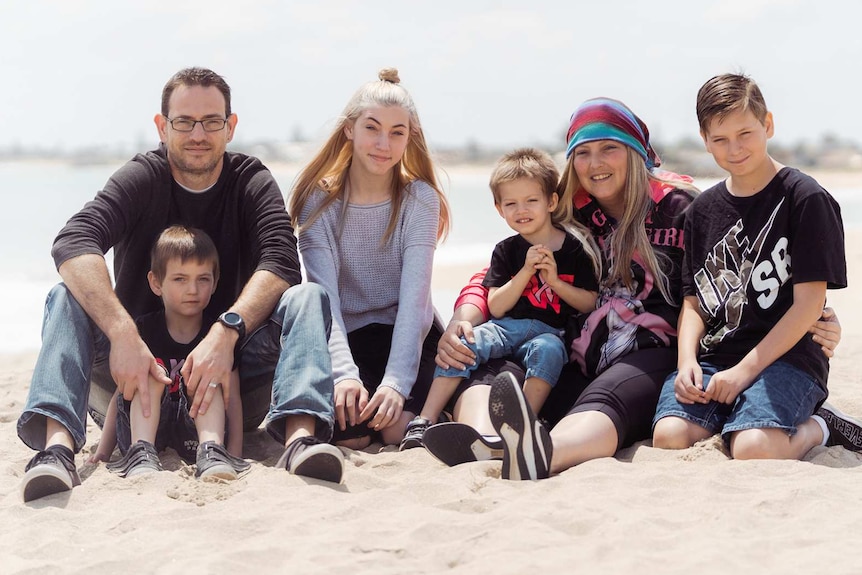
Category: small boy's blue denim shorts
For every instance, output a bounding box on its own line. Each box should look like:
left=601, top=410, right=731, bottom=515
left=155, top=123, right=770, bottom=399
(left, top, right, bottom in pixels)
left=653, top=360, right=826, bottom=442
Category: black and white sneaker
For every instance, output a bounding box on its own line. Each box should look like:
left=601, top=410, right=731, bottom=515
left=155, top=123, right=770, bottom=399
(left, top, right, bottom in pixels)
left=399, top=417, right=432, bottom=451
left=489, top=372, right=553, bottom=480
left=277, top=436, right=344, bottom=484
left=195, top=441, right=251, bottom=481
left=106, top=440, right=163, bottom=478
left=422, top=422, right=504, bottom=466
left=21, top=445, right=81, bottom=502
left=817, top=402, right=862, bottom=451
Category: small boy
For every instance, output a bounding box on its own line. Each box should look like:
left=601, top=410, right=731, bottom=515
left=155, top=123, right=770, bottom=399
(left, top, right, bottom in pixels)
left=400, top=148, right=600, bottom=450
left=652, top=73, right=862, bottom=458
left=96, top=226, right=248, bottom=479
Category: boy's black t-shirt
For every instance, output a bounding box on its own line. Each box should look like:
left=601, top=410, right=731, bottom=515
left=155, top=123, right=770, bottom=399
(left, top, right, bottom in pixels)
left=482, top=230, right=599, bottom=329
left=136, top=310, right=214, bottom=395
left=683, top=167, right=847, bottom=387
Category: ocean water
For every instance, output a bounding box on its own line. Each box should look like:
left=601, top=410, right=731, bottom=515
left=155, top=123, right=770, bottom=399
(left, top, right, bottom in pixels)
left=2, top=160, right=860, bottom=353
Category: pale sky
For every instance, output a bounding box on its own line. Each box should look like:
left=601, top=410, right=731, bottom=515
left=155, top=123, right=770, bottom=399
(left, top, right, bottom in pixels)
left=3, top=0, right=860, bottom=152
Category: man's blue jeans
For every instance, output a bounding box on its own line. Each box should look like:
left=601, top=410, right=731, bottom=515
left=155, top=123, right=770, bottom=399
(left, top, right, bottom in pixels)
left=18, top=282, right=335, bottom=452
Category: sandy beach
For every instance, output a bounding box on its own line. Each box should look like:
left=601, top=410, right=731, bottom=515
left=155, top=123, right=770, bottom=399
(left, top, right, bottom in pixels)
left=3, top=184, right=862, bottom=574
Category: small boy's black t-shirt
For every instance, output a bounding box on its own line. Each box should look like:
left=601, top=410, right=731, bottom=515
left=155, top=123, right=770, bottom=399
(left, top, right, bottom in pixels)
left=483, top=231, right=599, bottom=328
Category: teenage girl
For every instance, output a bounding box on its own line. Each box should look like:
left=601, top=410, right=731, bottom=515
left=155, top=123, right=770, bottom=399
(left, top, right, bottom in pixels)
left=289, top=68, right=450, bottom=449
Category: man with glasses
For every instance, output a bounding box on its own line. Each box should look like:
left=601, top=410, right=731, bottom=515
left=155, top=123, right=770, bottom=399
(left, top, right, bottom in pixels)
left=18, top=68, right=344, bottom=501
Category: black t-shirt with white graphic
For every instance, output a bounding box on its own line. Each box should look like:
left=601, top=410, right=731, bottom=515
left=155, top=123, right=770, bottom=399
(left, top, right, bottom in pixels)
left=683, top=167, right=846, bottom=387
left=483, top=230, right=599, bottom=329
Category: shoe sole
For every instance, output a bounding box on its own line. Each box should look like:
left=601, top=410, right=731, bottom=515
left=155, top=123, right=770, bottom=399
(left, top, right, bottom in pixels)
left=21, top=463, right=74, bottom=502
left=818, top=403, right=862, bottom=451
left=422, top=422, right=504, bottom=466
left=197, top=463, right=238, bottom=481
left=125, top=464, right=162, bottom=478
left=488, top=372, right=552, bottom=480
left=289, top=444, right=344, bottom=484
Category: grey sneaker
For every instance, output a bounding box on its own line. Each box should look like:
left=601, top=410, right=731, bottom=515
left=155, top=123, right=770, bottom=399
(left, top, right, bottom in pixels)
left=817, top=402, right=862, bottom=451
left=399, top=417, right=432, bottom=451
left=489, top=372, right=553, bottom=480
left=106, top=440, right=163, bottom=478
left=277, top=436, right=344, bottom=484
left=21, top=445, right=81, bottom=502
left=195, top=441, right=251, bottom=481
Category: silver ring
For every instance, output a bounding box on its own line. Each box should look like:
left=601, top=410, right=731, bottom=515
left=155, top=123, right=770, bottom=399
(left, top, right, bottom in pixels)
left=208, top=382, right=219, bottom=388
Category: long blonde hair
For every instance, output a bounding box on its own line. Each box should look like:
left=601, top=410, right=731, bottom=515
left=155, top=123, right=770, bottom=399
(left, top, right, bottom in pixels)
left=289, top=68, right=450, bottom=244
left=558, top=146, right=696, bottom=304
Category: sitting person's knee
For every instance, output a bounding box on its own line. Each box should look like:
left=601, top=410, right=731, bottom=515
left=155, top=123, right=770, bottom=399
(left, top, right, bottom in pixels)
left=730, top=429, right=780, bottom=460
left=652, top=417, right=694, bottom=449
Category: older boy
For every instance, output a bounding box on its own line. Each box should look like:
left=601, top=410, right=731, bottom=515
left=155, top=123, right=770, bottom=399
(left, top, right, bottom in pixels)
left=652, top=73, right=861, bottom=458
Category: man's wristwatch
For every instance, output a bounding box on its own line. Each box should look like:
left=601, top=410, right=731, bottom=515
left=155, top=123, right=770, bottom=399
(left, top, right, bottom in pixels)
left=217, top=311, right=246, bottom=341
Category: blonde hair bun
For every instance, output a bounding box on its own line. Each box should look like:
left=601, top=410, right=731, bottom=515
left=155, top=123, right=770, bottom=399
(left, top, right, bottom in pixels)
left=378, top=68, right=400, bottom=84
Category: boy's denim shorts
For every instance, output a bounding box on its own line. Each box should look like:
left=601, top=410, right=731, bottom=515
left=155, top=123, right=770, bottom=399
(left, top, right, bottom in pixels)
left=653, top=360, right=826, bottom=442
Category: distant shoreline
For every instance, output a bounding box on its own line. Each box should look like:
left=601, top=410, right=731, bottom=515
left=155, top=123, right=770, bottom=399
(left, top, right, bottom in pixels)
left=4, top=156, right=858, bottom=191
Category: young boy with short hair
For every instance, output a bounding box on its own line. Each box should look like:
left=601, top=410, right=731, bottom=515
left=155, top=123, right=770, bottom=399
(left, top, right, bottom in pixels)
left=652, top=73, right=862, bottom=457
left=99, top=226, right=248, bottom=479
left=400, top=148, right=600, bottom=451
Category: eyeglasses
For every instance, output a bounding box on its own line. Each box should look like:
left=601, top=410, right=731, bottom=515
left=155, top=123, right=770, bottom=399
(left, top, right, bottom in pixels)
left=165, top=116, right=228, bottom=132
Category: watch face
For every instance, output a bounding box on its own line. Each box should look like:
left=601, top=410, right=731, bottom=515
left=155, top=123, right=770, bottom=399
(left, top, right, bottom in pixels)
left=222, top=312, right=242, bottom=326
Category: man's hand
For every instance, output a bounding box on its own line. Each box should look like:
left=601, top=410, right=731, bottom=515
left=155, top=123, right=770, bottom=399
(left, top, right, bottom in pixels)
left=182, top=324, right=237, bottom=418
left=334, top=379, right=369, bottom=431
left=111, top=329, right=170, bottom=417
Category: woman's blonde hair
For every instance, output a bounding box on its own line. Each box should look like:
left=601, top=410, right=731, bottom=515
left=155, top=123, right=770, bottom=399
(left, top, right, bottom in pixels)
left=289, top=68, right=450, bottom=244
left=558, top=147, right=696, bottom=304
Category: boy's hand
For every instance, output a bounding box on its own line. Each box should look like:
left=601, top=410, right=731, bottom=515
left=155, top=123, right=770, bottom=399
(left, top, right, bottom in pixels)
left=534, top=246, right=559, bottom=286
left=810, top=307, right=841, bottom=358
left=359, top=386, right=405, bottom=431
left=436, top=320, right=476, bottom=370
left=704, top=365, right=753, bottom=405
left=334, top=378, right=369, bottom=431
left=87, top=447, right=113, bottom=465
left=674, top=360, right=706, bottom=404
left=523, top=245, right=545, bottom=272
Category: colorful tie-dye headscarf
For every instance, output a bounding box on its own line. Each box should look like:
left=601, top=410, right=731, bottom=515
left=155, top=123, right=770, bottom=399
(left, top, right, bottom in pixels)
left=565, top=97, right=661, bottom=169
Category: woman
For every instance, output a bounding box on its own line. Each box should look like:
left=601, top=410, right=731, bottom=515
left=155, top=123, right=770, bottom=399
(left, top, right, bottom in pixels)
left=423, top=98, right=842, bottom=479
left=289, top=68, right=450, bottom=449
